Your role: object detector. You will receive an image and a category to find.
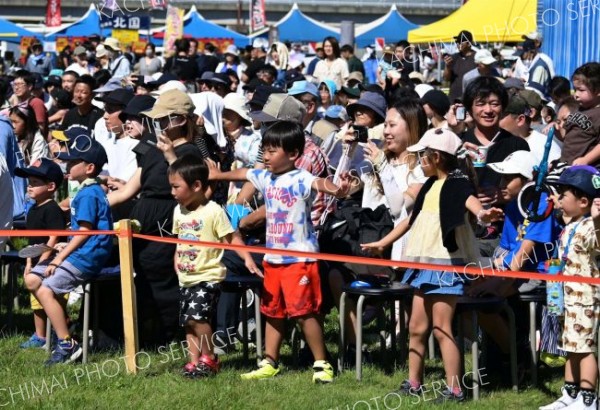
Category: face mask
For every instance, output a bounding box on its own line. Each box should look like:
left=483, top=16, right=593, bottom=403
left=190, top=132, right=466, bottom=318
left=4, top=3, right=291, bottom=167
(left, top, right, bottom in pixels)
left=145, top=50, right=153, bottom=57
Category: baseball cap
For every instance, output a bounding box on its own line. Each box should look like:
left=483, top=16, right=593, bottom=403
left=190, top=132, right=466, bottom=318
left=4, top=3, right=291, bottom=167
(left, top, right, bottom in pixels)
left=242, top=77, right=267, bottom=92
left=504, top=77, right=525, bottom=90
left=120, top=95, right=156, bottom=122
left=74, top=45, right=87, bottom=56
left=454, top=30, right=474, bottom=44
left=247, top=85, right=281, bottom=110
left=287, top=80, right=319, bottom=98
left=250, top=93, right=306, bottom=124
left=102, top=37, right=121, bottom=51
left=44, top=75, right=62, bottom=88
left=57, top=130, right=108, bottom=171
left=31, top=73, right=44, bottom=89
left=487, top=150, right=537, bottom=179
left=551, top=166, right=600, bottom=197
left=95, top=88, right=134, bottom=106
left=515, top=39, right=536, bottom=56
left=51, top=126, right=88, bottom=142
left=382, top=45, right=394, bottom=54
left=408, top=71, right=426, bottom=84
left=94, top=77, right=123, bottom=94
left=339, top=86, right=361, bottom=99
left=474, top=49, right=496, bottom=65
left=415, top=83, right=434, bottom=98
left=523, top=31, right=542, bottom=41
left=324, top=105, right=348, bottom=122
left=421, top=89, right=451, bottom=117
left=407, top=128, right=462, bottom=155
left=151, top=80, right=187, bottom=97
left=95, top=44, right=108, bottom=59
left=252, top=37, right=269, bottom=51
left=15, top=158, right=64, bottom=187
left=519, top=89, right=543, bottom=110
left=147, top=72, right=177, bottom=87
left=347, top=71, right=364, bottom=85
left=284, top=69, right=304, bottom=86
left=504, top=95, right=532, bottom=116
left=142, top=89, right=194, bottom=119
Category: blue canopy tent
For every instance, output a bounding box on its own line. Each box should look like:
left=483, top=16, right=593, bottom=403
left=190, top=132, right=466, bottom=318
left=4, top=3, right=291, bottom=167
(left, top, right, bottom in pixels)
left=249, top=3, right=339, bottom=42
left=45, top=4, right=109, bottom=41
left=540, top=0, right=600, bottom=78
left=0, top=17, right=41, bottom=43
left=355, top=5, right=418, bottom=48
left=152, top=5, right=248, bottom=47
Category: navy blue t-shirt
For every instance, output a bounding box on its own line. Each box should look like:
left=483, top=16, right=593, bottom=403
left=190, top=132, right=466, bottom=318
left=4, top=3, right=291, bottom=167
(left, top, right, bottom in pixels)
left=499, top=194, right=561, bottom=272
left=67, top=181, right=113, bottom=275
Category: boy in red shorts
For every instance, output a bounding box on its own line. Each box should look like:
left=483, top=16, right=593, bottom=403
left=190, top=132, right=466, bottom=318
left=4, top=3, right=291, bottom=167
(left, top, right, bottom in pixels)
left=209, top=121, right=350, bottom=383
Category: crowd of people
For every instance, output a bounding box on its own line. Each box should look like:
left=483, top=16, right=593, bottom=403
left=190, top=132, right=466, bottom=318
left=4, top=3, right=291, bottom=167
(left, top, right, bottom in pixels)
left=0, top=28, right=599, bottom=407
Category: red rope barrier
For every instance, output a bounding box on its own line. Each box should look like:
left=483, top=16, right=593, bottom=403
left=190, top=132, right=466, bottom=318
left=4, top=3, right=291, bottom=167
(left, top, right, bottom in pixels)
left=2, top=228, right=600, bottom=286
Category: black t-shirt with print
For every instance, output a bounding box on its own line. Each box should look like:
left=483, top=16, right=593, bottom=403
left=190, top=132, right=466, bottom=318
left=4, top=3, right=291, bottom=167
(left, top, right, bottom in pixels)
left=60, top=106, right=104, bottom=135
left=26, top=200, right=67, bottom=264
left=560, top=106, right=600, bottom=166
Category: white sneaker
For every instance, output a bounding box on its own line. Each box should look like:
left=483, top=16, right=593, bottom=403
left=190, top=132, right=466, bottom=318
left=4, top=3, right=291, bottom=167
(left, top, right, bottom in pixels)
left=563, top=393, right=597, bottom=410
left=539, top=388, right=578, bottom=410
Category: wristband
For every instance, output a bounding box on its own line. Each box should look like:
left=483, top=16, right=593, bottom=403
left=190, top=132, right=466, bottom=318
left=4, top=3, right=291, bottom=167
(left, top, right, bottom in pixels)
left=49, top=262, right=59, bottom=267
left=476, top=209, right=491, bottom=227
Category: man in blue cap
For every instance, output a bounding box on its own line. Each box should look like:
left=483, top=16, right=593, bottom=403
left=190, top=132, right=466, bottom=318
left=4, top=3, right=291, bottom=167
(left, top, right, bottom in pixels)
left=24, top=130, right=113, bottom=366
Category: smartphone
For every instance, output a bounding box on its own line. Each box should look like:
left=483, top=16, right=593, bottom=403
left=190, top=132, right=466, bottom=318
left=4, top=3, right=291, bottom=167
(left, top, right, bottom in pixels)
left=153, top=120, right=163, bottom=135
left=456, top=106, right=466, bottom=122
left=353, top=125, right=369, bottom=143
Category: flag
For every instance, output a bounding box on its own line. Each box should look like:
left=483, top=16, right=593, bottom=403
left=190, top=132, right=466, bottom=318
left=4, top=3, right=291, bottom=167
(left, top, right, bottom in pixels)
left=45, top=0, right=61, bottom=27
left=164, top=6, right=184, bottom=54
left=374, top=37, right=385, bottom=51
left=250, top=0, right=266, bottom=33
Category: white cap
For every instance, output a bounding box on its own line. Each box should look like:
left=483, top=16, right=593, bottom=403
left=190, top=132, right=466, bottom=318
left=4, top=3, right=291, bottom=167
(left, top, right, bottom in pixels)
left=474, top=49, right=496, bottom=65
left=407, top=128, right=462, bottom=155
left=414, top=83, right=434, bottom=98
left=252, top=38, right=269, bottom=51
left=524, top=31, right=543, bottom=41
left=151, top=80, right=187, bottom=96
left=223, top=93, right=251, bottom=124
left=487, top=150, right=538, bottom=179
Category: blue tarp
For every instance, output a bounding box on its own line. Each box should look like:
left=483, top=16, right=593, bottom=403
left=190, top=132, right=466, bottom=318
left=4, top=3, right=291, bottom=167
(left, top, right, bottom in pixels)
left=249, top=3, right=339, bottom=42
left=0, top=17, right=40, bottom=43
left=154, top=6, right=248, bottom=47
left=45, top=4, right=108, bottom=41
left=355, top=5, right=418, bottom=47
left=541, top=0, right=600, bottom=78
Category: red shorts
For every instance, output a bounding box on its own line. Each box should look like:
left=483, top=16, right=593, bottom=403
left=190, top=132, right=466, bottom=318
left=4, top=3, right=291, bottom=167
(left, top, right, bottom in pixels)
left=261, top=261, right=322, bottom=319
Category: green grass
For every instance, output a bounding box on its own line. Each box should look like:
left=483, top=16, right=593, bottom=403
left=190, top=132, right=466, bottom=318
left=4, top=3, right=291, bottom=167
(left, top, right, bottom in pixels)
left=0, top=305, right=567, bottom=410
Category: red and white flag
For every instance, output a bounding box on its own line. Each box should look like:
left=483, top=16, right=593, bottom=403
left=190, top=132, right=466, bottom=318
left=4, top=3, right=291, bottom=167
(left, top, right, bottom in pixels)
left=250, top=0, right=266, bottom=33
left=45, top=0, right=61, bottom=27
left=374, top=37, right=385, bottom=51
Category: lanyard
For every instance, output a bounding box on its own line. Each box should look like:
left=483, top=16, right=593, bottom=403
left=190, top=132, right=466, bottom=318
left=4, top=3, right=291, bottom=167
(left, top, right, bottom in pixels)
left=555, top=217, right=587, bottom=271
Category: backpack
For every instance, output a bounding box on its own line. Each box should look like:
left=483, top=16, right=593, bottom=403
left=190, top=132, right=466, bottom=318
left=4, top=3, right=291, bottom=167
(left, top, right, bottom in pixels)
left=317, top=204, right=394, bottom=277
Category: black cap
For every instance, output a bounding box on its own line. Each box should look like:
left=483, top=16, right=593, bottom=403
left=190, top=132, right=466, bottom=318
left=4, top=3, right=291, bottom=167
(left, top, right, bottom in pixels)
left=515, top=39, right=536, bottom=56
left=51, top=88, right=72, bottom=109
left=242, top=77, right=267, bottom=92
left=57, top=130, right=108, bottom=171
left=45, top=75, right=62, bottom=88
left=247, top=85, right=281, bottom=110
left=454, top=30, right=474, bottom=44
left=358, top=83, right=385, bottom=96
left=196, top=71, right=215, bottom=82
left=284, top=69, right=304, bottom=86
left=120, top=95, right=156, bottom=122
left=504, top=95, right=531, bottom=116
left=31, top=73, right=44, bottom=89
left=96, top=88, right=134, bottom=106
left=339, top=86, right=361, bottom=98
left=15, top=158, right=64, bottom=187
left=421, top=89, right=451, bottom=117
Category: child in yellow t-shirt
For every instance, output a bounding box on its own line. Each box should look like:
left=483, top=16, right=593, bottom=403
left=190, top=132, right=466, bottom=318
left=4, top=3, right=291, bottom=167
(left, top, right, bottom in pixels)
left=168, top=155, right=260, bottom=378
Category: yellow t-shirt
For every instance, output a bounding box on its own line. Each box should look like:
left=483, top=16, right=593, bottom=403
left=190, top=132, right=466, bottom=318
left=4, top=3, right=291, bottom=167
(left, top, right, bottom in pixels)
left=172, top=201, right=234, bottom=287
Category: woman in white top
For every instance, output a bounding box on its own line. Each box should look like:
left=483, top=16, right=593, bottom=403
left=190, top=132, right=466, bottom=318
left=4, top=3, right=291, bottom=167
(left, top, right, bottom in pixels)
left=9, top=104, right=48, bottom=165
left=361, top=99, right=429, bottom=260
left=313, top=36, right=349, bottom=89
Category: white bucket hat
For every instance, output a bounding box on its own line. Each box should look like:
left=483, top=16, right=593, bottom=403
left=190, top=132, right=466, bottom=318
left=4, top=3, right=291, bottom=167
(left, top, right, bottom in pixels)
left=223, top=93, right=251, bottom=125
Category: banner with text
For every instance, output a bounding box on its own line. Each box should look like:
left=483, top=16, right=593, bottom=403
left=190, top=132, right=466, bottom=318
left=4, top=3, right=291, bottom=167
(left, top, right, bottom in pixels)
left=45, top=0, right=61, bottom=27
left=164, top=6, right=184, bottom=54
left=250, top=0, right=266, bottom=33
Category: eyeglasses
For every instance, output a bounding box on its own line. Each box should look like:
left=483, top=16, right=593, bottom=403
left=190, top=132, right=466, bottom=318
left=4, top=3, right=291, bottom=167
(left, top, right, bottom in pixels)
left=12, top=81, right=27, bottom=88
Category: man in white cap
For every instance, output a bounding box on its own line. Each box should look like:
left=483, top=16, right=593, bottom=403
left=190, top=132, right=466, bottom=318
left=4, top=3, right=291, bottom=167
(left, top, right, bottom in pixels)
left=462, top=49, right=500, bottom=94
left=103, top=37, right=131, bottom=79
left=512, top=33, right=555, bottom=99
left=242, top=38, right=269, bottom=83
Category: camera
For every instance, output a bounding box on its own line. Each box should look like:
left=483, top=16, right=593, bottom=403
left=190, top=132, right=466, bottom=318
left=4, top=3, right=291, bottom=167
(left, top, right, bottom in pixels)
left=353, top=125, right=369, bottom=143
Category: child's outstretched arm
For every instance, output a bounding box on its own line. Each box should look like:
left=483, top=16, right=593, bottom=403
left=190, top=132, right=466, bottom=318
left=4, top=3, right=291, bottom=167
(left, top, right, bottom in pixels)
left=465, top=195, right=504, bottom=224
left=44, top=222, right=92, bottom=277
left=312, top=172, right=353, bottom=199
left=206, top=158, right=250, bottom=182
left=223, top=232, right=263, bottom=278
left=360, top=217, right=411, bottom=256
